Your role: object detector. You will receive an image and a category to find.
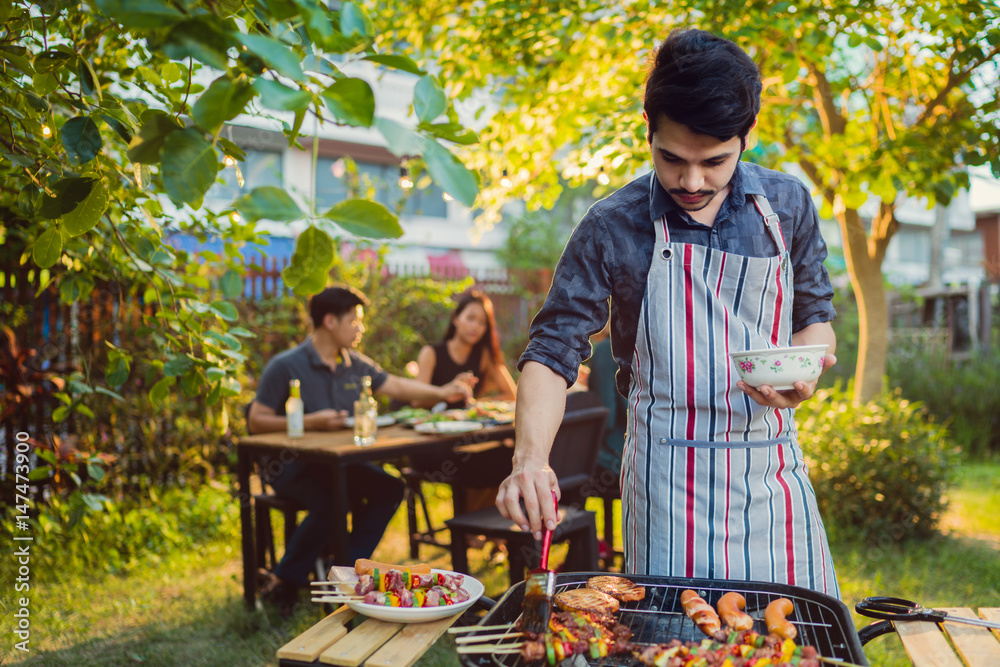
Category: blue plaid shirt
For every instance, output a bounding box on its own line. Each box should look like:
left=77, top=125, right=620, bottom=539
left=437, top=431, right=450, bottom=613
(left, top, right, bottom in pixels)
left=518, top=161, right=836, bottom=396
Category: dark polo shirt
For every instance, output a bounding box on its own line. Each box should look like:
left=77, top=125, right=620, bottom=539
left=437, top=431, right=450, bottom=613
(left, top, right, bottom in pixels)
left=254, top=338, right=389, bottom=415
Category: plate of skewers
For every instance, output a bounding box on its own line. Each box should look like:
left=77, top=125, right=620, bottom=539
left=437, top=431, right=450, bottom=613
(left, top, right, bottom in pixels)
left=312, top=558, right=484, bottom=623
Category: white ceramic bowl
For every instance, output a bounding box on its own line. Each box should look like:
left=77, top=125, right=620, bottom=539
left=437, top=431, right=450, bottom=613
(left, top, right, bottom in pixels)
left=729, top=344, right=828, bottom=390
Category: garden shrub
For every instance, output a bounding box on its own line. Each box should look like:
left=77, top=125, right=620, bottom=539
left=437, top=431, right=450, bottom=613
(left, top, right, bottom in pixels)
left=888, top=347, right=1000, bottom=460
left=796, top=383, right=958, bottom=545
left=0, top=481, right=239, bottom=581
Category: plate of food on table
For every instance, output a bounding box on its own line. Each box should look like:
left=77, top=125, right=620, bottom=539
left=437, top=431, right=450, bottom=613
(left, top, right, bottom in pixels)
left=315, top=558, right=484, bottom=623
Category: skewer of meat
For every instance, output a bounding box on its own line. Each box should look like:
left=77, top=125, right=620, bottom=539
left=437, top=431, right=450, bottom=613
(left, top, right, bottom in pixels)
left=680, top=589, right=722, bottom=636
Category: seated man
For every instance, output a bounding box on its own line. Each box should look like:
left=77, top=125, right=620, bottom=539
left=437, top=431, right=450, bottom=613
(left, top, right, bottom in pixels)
left=248, top=285, right=473, bottom=612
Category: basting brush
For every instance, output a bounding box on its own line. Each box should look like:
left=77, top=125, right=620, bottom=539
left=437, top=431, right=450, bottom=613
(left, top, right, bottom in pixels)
left=519, top=491, right=558, bottom=634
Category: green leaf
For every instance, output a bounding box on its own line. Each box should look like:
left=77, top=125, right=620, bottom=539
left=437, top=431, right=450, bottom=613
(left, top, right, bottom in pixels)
left=161, top=128, right=218, bottom=205
left=363, top=54, right=423, bottom=75
left=253, top=78, right=312, bottom=112
left=233, top=186, right=303, bottom=222
left=422, top=141, right=479, bottom=207
left=95, top=386, right=125, bottom=401
left=62, top=177, right=109, bottom=236
left=192, top=75, right=256, bottom=132
left=205, top=330, right=242, bottom=351
left=414, top=75, right=446, bottom=123
left=375, top=117, right=426, bottom=157
left=237, top=33, right=305, bottom=82
left=105, top=348, right=131, bottom=387
left=322, top=78, right=375, bottom=127
left=282, top=226, right=334, bottom=295
left=219, top=269, right=243, bottom=299
left=163, top=355, right=193, bottom=377
left=162, top=18, right=231, bottom=70
left=32, top=227, right=62, bottom=268
left=127, top=111, right=179, bottom=164
left=418, top=121, right=478, bottom=145
left=210, top=301, right=239, bottom=322
left=33, top=49, right=73, bottom=75
left=322, top=199, right=402, bottom=239
left=33, top=71, right=58, bottom=96
left=94, top=0, right=182, bottom=28
left=61, top=116, right=103, bottom=164
left=206, top=367, right=227, bottom=382
left=96, top=112, right=133, bottom=144
left=340, top=1, right=373, bottom=38
left=149, top=376, right=176, bottom=405
left=228, top=326, right=255, bottom=338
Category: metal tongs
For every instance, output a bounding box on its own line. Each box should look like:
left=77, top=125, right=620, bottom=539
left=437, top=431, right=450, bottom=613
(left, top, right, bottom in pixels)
left=856, top=596, right=1000, bottom=630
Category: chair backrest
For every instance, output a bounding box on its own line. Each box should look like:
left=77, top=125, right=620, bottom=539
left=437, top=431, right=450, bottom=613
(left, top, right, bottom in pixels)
left=548, top=404, right=610, bottom=497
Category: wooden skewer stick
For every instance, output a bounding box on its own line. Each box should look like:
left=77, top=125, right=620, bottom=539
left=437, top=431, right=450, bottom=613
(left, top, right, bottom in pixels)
left=816, top=658, right=867, bottom=667
left=453, top=632, right=524, bottom=644
left=310, top=596, right=361, bottom=603
left=455, top=644, right=524, bottom=654
left=448, top=623, right=516, bottom=634
left=310, top=580, right=352, bottom=587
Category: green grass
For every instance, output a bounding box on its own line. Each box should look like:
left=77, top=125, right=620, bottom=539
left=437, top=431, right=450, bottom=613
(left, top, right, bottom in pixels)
left=4, top=462, right=999, bottom=666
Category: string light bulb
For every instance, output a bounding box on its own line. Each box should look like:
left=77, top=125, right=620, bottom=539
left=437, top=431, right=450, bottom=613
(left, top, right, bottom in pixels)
left=229, top=212, right=241, bottom=223
left=399, top=166, right=414, bottom=189
left=41, top=125, right=52, bottom=138
left=500, top=168, right=512, bottom=188
left=223, top=155, right=236, bottom=167
left=597, top=167, right=610, bottom=186
left=442, top=192, right=454, bottom=202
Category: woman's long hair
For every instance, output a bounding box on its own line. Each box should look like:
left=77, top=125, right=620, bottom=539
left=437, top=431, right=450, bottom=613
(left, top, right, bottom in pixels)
left=442, top=290, right=505, bottom=373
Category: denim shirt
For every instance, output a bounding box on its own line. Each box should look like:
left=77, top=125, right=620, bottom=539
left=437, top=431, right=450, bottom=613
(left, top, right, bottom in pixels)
left=518, top=161, right=836, bottom=397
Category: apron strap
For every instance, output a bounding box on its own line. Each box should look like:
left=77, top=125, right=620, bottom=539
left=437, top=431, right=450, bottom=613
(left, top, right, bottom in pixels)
left=751, top=194, right=787, bottom=255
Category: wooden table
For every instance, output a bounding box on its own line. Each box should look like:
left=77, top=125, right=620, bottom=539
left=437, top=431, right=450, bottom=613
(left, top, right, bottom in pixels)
left=275, top=605, right=462, bottom=667
left=893, top=607, right=1000, bottom=666
left=236, top=423, right=515, bottom=607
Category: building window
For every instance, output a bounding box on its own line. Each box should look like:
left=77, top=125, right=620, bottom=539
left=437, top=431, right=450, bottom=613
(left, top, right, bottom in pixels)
left=208, top=149, right=283, bottom=202
left=893, top=228, right=930, bottom=263
left=315, top=157, right=447, bottom=219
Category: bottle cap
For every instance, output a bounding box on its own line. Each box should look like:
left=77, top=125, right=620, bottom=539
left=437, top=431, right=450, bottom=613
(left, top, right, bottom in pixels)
left=289, top=378, right=301, bottom=397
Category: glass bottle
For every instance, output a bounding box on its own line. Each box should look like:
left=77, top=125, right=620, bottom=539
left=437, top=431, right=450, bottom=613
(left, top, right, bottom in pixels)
left=286, top=379, right=304, bottom=439
left=353, top=375, right=378, bottom=446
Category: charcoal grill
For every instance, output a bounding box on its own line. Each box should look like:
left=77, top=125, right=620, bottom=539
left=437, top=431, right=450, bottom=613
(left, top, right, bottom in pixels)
left=459, top=572, right=868, bottom=666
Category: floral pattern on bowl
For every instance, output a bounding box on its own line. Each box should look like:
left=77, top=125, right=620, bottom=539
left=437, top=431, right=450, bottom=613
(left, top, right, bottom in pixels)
left=729, top=344, right=828, bottom=391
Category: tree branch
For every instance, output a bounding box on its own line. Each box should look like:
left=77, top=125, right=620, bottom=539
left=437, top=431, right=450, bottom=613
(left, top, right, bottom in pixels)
left=805, top=61, right=846, bottom=136
left=916, top=42, right=1000, bottom=126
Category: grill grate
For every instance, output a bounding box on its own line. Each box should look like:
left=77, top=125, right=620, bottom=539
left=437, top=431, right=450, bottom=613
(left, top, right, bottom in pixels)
left=459, top=573, right=868, bottom=667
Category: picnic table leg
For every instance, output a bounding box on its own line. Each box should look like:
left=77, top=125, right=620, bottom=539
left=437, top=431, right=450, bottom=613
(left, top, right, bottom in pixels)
left=331, top=460, right=351, bottom=566
left=238, top=450, right=256, bottom=608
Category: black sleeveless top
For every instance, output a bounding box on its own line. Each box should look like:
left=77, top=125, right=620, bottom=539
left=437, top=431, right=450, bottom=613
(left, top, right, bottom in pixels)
left=430, top=341, right=483, bottom=408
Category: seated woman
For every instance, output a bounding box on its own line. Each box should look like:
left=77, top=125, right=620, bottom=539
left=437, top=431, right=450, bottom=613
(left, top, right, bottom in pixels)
left=413, top=289, right=516, bottom=409
left=408, top=290, right=517, bottom=513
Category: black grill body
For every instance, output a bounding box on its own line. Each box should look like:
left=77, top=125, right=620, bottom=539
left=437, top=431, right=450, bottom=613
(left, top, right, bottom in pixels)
left=460, top=572, right=868, bottom=666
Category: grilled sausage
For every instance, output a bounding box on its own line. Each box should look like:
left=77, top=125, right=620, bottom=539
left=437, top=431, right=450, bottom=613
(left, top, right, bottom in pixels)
left=680, top=589, right=721, bottom=636
left=717, top=592, right=754, bottom=631
left=764, top=597, right=798, bottom=640
left=353, top=558, right=432, bottom=576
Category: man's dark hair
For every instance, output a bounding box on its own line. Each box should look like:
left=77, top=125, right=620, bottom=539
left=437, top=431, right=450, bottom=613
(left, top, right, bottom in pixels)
left=309, top=285, right=368, bottom=328
left=644, top=28, right=761, bottom=145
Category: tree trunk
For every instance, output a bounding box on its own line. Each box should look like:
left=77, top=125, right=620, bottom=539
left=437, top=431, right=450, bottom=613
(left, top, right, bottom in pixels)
left=927, top=203, right=949, bottom=289
left=836, top=203, right=889, bottom=403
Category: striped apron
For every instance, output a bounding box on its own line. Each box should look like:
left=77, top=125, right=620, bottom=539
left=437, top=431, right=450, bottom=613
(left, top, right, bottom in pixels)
left=620, top=187, right=839, bottom=597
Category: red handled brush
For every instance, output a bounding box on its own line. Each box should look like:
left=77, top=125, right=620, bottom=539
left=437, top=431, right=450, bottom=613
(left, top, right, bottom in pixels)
left=519, top=491, right=558, bottom=633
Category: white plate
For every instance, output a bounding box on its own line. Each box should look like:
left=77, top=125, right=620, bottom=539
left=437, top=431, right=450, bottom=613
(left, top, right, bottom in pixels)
left=343, top=415, right=397, bottom=427
left=414, top=421, right=484, bottom=434
left=325, top=567, right=483, bottom=623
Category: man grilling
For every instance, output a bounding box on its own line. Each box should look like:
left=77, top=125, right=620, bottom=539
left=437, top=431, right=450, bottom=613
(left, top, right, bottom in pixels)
left=497, top=28, right=839, bottom=595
